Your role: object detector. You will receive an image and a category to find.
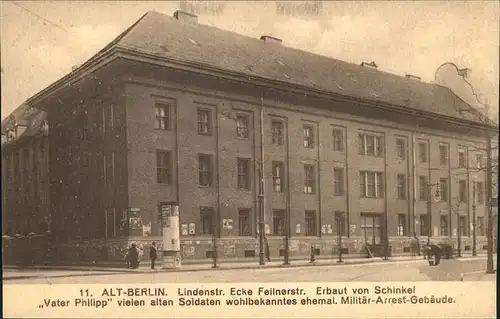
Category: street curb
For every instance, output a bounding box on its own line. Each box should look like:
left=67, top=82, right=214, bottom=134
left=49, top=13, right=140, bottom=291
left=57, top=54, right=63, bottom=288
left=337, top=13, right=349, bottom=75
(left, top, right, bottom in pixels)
left=3, top=255, right=491, bottom=280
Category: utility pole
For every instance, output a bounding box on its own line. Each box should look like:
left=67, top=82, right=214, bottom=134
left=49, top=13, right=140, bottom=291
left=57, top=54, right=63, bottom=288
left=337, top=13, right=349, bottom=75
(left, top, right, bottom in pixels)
left=258, top=95, right=266, bottom=266
left=472, top=178, right=477, bottom=257
left=486, top=136, right=494, bottom=273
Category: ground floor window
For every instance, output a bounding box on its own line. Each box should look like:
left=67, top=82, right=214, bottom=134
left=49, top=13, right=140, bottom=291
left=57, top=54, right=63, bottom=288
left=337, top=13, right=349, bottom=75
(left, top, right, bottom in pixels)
left=360, top=213, right=382, bottom=246
left=440, top=215, right=449, bottom=236
left=273, top=210, right=285, bottom=236
left=419, top=214, right=429, bottom=237
left=397, top=214, right=407, bottom=236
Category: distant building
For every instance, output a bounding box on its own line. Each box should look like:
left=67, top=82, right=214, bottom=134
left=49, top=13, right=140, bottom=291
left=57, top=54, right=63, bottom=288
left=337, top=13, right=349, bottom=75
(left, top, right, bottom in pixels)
left=14, top=10, right=498, bottom=263
left=1, top=106, right=50, bottom=235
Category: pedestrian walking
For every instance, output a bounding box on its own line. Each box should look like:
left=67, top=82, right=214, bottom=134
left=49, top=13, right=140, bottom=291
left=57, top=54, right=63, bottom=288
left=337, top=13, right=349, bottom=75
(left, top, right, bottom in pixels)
left=264, top=236, right=271, bottom=262
left=127, top=243, right=139, bottom=269
left=150, top=242, right=158, bottom=270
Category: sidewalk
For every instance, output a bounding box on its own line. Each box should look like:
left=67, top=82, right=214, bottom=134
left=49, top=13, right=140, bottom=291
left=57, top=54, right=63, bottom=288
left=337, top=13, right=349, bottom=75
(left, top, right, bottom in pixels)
left=3, top=253, right=491, bottom=281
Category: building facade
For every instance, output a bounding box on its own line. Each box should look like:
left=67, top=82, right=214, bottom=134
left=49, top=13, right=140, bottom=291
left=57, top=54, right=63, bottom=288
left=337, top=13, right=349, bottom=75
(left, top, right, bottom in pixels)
left=19, top=10, right=497, bottom=263
left=1, top=109, right=50, bottom=236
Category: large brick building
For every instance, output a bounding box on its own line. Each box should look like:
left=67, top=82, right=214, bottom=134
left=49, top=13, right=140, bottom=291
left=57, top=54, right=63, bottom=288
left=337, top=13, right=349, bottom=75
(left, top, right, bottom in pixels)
left=14, top=10, right=497, bottom=262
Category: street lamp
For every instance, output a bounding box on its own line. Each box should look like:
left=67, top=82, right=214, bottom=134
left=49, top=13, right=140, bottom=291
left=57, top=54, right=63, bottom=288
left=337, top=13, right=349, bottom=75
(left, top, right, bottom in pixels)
left=472, top=176, right=477, bottom=257
left=336, top=212, right=345, bottom=263
left=283, top=209, right=290, bottom=266
left=211, top=215, right=219, bottom=268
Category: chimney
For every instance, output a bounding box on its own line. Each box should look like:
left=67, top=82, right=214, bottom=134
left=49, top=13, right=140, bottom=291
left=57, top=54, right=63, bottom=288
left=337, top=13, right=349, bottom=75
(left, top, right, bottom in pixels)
left=405, top=74, right=421, bottom=81
left=260, top=35, right=282, bottom=44
left=173, top=10, right=198, bottom=24
left=72, top=64, right=80, bottom=71
left=361, top=61, right=378, bottom=69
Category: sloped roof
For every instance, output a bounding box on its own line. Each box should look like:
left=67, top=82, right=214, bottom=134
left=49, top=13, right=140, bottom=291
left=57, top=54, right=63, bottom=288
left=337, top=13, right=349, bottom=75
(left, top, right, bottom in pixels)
left=1, top=104, right=47, bottom=139
left=22, top=10, right=493, bottom=127
left=106, top=10, right=485, bottom=124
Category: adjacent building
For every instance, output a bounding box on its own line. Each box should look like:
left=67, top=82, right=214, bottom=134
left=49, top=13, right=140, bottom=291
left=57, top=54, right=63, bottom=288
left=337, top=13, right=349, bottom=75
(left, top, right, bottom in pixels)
left=1, top=107, right=50, bottom=235
left=8, top=10, right=497, bottom=263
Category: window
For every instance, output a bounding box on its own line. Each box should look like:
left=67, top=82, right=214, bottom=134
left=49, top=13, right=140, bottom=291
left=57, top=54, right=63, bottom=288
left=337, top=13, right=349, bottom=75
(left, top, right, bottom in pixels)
left=332, top=128, right=344, bottom=152
left=439, top=144, right=448, bottom=166
left=303, top=125, right=314, bottom=148
left=78, top=111, right=88, bottom=140
left=103, top=154, right=107, bottom=186
left=238, top=209, right=251, bottom=236
left=458, top=149, right=466, bottom=168
left=272, top=210, right=285, bottom=236
left=419, top=142, right=428, bottom=163
left=419, top=214, right=429, bottom=236
left=397, top=174, right=406, bottom=199
left=475, top=181, right=485, bottom=205
left=110, top=104, right=114, bottom=130
left=155, top=102, right=171, bottom=131
left=103, top=153, right=114, bottom=186
left=397, top=214, right=407, bottom=236
left=475, top=154, right=483, bottom=169
left=360, top=171, right=384, bottom=198
left=271, top=121, right=284, bottom=145
left=236, top=115, right=249, bottom=139
left=102, top=107, right=106, bottom=133
left=156, top=150, right=171, bottom=184
left=477, top=216, right=485, bottom=236
left=272, top=161, right=284, bottom=192
left=22, top=149, right=30, bottom=193
left=304, top=164, right=315, bottom=194
left=105, top=208, right=117, bottom=239
left=237, top=158, right=250, bottom=189
left=197, top=109, right=211, bottom=134
left=360, top=213, right=382, bottom=245
left=440, top=215, right=449, bottom=236
left=305, top=211, right=317, bottom=236
left=459, top=215, right=467, bottom=236
left=396, top=138, right=406, bottom=160
left=359, top=133, right=384, bottom=157
left=333, top=168, right=344, bottom=196
left=200, top=207, right=214, bottom=235
left=458, top=180, right=467, bottom=203
left=198, top=154, right=213, bottom=186
left=419, top=176, right=428, bottom=201
left=334, top=211, right=347, bottom=236
left=439, top=178, right=448, bottom=202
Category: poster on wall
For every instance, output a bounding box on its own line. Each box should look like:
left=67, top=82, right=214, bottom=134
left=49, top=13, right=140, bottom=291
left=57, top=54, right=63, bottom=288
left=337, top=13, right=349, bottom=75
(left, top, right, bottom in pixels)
left=181, top=224, right=188, bottom=236
left=142, top=222, right=151, bottom=236
left=264, top=224, right=270, bottom=235
left=129, top=217, right=142, bottom=229
left=327, top=224, right=333, bottom=234
left=188, top=223, right=196, bottom=235
left=321, top=224, right=327, bottom=234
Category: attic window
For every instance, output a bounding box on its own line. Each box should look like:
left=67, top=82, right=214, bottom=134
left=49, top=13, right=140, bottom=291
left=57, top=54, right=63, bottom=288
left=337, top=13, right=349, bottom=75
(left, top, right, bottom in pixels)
left=283, top=74, right=290, bottom=80
left=348, top=76, right=357, bottom=83
left=188, top=38, right=199, bottom=46
left=370, top=90, right=380, bottom=98
left=276, top=60, right=285, bottom=67
left=308, top=79, right=317, bottom=86
left=337, top=84, right=345, bottom=91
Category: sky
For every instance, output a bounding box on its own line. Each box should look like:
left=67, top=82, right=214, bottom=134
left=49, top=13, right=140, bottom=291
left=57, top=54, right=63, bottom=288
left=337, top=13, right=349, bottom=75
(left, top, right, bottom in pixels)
left=1, top=1, right=499, bottom=120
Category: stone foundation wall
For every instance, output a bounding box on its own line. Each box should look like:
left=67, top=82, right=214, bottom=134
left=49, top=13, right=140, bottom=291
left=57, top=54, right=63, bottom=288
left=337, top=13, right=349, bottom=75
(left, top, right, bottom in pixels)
left=42, top=235, right=491, bottom=265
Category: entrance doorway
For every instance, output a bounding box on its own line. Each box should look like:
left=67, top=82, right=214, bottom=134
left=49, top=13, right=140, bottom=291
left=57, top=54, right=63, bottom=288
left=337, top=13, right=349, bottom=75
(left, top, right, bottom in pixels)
left=360, top=213, right=382, bottom=247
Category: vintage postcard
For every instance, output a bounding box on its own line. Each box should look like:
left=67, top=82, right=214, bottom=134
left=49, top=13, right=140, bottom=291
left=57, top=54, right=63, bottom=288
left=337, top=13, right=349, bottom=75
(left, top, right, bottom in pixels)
left=1, top=1, right=498, bottom=318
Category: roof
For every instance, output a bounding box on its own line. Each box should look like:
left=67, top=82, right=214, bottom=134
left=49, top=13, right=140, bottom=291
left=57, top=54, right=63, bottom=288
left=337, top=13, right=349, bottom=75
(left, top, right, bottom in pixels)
left=24, top=10, right=496, bottom=128
left=1, top=104, right=47, bottom=140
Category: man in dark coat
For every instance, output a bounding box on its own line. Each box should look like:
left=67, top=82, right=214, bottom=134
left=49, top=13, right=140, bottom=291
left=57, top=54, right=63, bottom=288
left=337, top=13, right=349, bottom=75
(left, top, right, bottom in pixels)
left=425, top=244, right=443, bottom=266
left=150, top=242, right=158, bottom=270
left=127, top=243, right=139, bottom=269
